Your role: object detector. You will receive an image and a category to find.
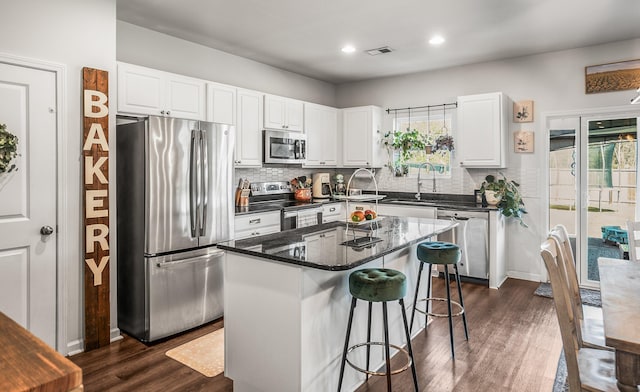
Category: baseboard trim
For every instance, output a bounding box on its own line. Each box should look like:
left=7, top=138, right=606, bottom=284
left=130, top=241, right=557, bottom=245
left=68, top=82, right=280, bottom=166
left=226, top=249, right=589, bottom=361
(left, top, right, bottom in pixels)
left=67, top=328, right=122, bottom=356
left=507, top=271, right=543, bottom=282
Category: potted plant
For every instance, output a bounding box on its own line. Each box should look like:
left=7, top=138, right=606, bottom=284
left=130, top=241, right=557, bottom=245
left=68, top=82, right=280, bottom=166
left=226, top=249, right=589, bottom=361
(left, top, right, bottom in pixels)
left=480, top=173, right=528, bottom=227
left=382, top=129, right=427, bottom=175
left=432, top=135, right=455, bottom=153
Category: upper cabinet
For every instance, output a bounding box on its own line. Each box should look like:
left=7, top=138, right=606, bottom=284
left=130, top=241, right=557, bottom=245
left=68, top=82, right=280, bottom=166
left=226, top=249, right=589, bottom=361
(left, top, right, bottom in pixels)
left=264, top=94, right=304, bottom=132
left=117, top=62, right=206, bottom=120
left=456, top=92, right=508, bottom=168
left=235, top=88, right=264, bottom=167
left=206, top=82, right=236, bottom=125
left=341, top=106, right=384, bottom=168
left=303, top=103, right=339, bottom=167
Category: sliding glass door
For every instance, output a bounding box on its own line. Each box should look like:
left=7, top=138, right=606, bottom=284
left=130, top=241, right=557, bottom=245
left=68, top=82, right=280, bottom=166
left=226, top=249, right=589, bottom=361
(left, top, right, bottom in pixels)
left=548, top=111, right=638, bottom=288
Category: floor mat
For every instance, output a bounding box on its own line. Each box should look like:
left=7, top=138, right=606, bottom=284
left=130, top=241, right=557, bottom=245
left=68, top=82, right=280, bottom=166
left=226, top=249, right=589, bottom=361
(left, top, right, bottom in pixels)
left=533, top=282, right=601, bottom=307
left=165, top=328, right=224, bottom=377
left=553, top=350, right=569, bottom=392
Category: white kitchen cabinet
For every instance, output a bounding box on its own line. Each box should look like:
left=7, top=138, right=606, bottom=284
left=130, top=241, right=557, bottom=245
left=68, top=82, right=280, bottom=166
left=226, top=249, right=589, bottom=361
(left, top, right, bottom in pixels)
left=376, top=204, right=437, bottom=219
left=456, top=92, right=508, bottom=168
left=489, top=210, right=507, bottom=289
left=341, top=106, right=384, bottom=168
left=303, top=103, right=338, bottom=167
left=302, top=230, right=338, bottom=253
left=264, top=94, right=304, bottom=132
left=206, top=82, right=236, bottom=125
left=234, top=210, right=281, bottom=240
left=321, top=202, right=342, bottom=223
left=234, top=89, right=263, bottom=167
left=117, top=62, right=206, bottom=120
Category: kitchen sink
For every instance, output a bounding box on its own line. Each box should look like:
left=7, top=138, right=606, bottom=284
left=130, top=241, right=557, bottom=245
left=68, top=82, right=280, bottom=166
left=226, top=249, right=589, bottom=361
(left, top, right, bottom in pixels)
left=384, top=199, right=438, bottom=207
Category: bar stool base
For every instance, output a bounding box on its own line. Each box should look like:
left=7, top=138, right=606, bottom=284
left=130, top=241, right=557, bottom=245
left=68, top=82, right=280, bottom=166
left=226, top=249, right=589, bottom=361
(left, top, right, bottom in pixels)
left=345, top=342, right=413, bottom=376
left=415, top=297, right=465, bottom=318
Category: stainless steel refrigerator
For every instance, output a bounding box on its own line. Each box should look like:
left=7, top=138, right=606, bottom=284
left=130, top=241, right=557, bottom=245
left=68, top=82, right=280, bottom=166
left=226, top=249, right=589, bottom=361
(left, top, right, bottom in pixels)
left=116, top=116, right=234, bottom=342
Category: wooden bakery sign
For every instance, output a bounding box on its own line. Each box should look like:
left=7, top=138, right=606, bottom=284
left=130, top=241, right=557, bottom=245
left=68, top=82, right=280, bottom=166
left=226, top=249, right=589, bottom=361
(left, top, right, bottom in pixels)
left=82, top=67, right=110, bottom=350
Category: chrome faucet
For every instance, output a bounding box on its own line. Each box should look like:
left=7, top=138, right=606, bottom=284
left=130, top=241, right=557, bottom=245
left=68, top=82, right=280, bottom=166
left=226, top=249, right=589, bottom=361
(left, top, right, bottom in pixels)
left=416, top=163, right=437, bottom=200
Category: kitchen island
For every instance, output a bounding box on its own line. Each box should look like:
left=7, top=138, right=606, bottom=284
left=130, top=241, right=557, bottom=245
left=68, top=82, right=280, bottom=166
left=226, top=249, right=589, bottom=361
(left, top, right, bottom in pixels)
left=218, top=216, right=456, bottom=392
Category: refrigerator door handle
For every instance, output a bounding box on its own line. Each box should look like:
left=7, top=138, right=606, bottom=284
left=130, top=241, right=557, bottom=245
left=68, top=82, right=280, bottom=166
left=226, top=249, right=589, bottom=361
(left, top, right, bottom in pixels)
left=155, top=250, right=225, bottom=268
left=200, top=129, right=208, bottom=237
left=189, top=130, right=198, bottom=237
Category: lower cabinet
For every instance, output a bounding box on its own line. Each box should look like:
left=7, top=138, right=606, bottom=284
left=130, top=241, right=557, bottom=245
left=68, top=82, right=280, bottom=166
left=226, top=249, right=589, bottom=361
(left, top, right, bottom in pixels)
left=234, top=211, right=281, bottom=240
left=322, top=202, right=342, bottom=223
left=376, top=204, right=437, bottom=219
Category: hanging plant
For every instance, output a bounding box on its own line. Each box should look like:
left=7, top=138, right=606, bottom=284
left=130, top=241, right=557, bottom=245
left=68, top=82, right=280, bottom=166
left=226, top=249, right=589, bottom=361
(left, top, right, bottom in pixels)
left=0, top=123, right=19, bottom=173
left=382, top=128, right=427, bottom=162
left=433, top=135, right=455, bottom=152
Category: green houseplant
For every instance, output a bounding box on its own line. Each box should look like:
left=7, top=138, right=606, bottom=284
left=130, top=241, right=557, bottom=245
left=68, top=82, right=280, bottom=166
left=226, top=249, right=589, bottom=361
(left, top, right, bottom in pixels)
left=382, top=129, right=427, bottom=175
left=480, top=173, right=528, bottom=227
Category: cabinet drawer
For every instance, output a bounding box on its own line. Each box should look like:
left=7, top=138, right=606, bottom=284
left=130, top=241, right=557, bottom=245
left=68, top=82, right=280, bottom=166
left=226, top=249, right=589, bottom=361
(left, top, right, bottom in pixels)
left=234, top=211, right=281, bottom=232
left=322, top=203, right=342, bottom=223
left=234, top=224, right=281, bottom=240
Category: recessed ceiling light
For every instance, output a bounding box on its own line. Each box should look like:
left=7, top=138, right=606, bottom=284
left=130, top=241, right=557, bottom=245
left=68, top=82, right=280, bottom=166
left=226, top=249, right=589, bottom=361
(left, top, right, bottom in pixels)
left=341, top=45, right=356, bottom=53
left=429, top=35, right=445, bottom=45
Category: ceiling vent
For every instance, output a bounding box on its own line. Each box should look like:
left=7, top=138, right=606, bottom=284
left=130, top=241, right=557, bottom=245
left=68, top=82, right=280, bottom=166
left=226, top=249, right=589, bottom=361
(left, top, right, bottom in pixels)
left=365, top=46, right=394, bottom=56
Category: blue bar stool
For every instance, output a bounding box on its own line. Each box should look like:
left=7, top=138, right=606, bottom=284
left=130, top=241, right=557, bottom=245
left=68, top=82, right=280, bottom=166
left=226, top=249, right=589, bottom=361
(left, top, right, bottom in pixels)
left=410, top=241, right=468, bottom=359
left=337, top=268, right=419, bottom=392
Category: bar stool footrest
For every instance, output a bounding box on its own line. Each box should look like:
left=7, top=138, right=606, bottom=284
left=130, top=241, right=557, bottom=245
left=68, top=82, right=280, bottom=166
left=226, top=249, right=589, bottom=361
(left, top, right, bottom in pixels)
left=414, top=297, right=465, bottom=318
left=345, top=342, right=412, bottom=376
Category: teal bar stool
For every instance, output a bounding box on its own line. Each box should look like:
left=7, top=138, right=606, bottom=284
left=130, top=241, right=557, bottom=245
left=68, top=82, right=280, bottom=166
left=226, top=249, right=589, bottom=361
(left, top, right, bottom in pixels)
left=410, top=241, right=468, bottom=359
left=337, top=268, right=419, bottom=392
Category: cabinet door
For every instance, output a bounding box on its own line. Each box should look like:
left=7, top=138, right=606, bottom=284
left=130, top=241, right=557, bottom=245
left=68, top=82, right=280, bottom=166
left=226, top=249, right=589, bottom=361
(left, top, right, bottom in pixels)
left=264, top=94, right=287, bottom=130
left=207, top=82, right=236, bottom=125
left=117, top=62, right=165, bottom=116
left=342, top=107, right=372, bottom=167
left=303, top=103, right=337, bottom=167
left=376, top=205, right=436, bottom=219
left=285, top=99, right=304, bottom=132
left=165, top=74, right=206, bottom=120
left=235, top=89, right=263, bottom=167
left=457, top=92, right=506, bottom=168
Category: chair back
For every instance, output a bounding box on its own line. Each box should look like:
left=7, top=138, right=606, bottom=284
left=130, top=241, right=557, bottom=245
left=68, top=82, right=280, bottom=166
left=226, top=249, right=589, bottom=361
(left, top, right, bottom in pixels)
left=549, top=225, right=583, bottom=321
left=540, top=237, right=582, bottom=392
left=626, top=220, right=640, bottom=262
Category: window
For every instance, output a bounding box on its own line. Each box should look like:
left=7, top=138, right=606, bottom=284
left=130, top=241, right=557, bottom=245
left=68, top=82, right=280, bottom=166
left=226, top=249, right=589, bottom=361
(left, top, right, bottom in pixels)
left=392, top=110, right=453, bottom=176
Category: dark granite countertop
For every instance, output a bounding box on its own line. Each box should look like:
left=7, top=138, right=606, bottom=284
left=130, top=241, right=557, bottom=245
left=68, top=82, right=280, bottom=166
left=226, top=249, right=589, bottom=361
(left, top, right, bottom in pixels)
left=375, top=191, right=499, bottom=212
left=218, top=216, right=456, bottom=271
left=235, top=192, right=497, bottom=216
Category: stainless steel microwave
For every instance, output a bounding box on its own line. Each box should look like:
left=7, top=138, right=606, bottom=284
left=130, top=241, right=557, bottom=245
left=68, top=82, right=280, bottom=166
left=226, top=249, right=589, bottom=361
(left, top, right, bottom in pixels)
left=263, top=130, right=306, bottom=164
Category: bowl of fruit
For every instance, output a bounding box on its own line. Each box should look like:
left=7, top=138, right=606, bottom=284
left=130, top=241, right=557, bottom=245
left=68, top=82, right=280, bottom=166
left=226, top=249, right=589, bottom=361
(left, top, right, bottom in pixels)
left=350, top=209, right=377, bottom=224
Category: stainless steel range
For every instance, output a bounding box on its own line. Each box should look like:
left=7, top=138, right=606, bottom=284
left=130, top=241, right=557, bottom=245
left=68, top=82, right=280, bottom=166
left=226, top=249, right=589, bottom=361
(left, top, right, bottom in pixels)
left=249, top=181, right=324, bottom=230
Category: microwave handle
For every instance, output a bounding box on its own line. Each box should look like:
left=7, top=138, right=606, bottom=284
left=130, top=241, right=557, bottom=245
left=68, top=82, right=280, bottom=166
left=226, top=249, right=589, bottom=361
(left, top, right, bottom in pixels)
left=300, top=140, right=306, bottom=159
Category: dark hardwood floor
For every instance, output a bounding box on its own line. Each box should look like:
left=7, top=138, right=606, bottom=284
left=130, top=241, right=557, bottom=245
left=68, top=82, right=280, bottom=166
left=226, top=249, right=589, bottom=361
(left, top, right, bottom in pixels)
left=70, top=278, right=561, bottom=392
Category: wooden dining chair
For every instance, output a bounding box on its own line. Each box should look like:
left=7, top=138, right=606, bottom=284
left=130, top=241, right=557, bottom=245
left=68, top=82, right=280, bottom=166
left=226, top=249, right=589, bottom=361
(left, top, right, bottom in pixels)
left=540, top=237, right=618, bottom=392
left=549, top=224, right=610, bottom=351
left=626, top=220, right=640, bottom=262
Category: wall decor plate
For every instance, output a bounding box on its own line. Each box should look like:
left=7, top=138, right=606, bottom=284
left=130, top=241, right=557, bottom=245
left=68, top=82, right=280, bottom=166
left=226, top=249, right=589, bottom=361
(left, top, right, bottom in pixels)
left=513, top=100, right=533, bottom=123
left=514, top=130, right=534, bottom=153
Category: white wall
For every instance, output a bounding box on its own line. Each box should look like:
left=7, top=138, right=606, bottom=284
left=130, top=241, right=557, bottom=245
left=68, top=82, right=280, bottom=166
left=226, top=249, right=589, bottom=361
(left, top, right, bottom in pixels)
left=336, top=39, right=640, bottom=282
left=117, top=21, right=337, bottom=107
left=0, top=0, right=117, bottom=354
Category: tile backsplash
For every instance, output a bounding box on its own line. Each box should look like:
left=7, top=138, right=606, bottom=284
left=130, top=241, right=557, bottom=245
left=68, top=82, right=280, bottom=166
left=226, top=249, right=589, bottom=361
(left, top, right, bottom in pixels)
left=234, top=164, right=536, bottom=198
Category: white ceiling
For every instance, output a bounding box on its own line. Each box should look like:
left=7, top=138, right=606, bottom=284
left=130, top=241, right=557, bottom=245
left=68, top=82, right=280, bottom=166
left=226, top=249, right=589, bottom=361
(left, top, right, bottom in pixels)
left=117, top=0, right=640, bottom=84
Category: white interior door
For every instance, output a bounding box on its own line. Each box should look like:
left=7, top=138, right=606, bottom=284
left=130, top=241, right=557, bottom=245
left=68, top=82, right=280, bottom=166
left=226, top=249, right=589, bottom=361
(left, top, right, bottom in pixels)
left=0, top=62, right=57, bottom=347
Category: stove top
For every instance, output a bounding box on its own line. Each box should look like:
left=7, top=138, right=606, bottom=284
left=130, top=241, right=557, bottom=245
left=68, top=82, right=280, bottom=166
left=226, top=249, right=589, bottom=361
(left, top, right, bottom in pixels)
left=235, top=181, right=334, bottom=215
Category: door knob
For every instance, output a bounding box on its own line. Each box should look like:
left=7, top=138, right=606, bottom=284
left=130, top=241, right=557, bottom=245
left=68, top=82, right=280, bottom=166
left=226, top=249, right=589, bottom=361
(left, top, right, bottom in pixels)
left=40, top=226, right=54, bottom=235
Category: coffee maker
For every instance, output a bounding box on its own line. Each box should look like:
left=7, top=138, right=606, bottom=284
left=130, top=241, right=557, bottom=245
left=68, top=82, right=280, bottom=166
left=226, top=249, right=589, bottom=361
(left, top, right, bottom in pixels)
left=312, top=172, right=331, bottom=199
